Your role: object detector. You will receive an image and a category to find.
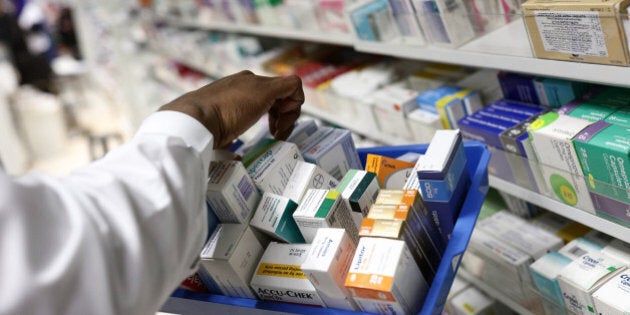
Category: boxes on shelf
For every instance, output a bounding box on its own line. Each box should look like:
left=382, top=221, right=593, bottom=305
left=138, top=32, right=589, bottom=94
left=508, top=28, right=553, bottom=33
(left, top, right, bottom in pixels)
left=574, top=121, right=630, bottom=226
left=206, top=161, right=262, bottom=224
left=443, top=276, right=471, bottom=315
left=528, top=112, right=595, bottom=213
left=558, top=252, right=626, bottom=315
left=388, top=0, right=427, bottom=45
left=602, top=239, right=630, bottom=266
left=417, top=86, right=482, bottom=129
left=250, top=243, right=325, bottom=306
left=606, top=108, right=630, bottom=128
left=242, top=139, right=303, bottom=195
left=522, top=0, right=630, bottom=66
left=336, top=169, right=381, bottom=228
left=301, top=228, right=359, bottom=311
left=593, top=271, right=630, bottom=314
left=406, top=108, right=442, bottom=144
left=531, top=212, right=591, bottom=243
left=449, top=286, right=503, bottom=315
left=346, top=0, right=398, bottom=42
left=370, top=85, right=419, bottom=139
left=365, top=153, right=415, bottom=188
left=344, top=237, right=428, bottom=315
left=529, top=251, right=573, bottom=307
left=249, top=192, right=305, bottom=243
left=558, top=237, right=604, bottom=260
left=293, top=189, right=359, bottom=243
left=200, top=224, right=264, bottom=299
left=412, top=0, right=476, bottom=47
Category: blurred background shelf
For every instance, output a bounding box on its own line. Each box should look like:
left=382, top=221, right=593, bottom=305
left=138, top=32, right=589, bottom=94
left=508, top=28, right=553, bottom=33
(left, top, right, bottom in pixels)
left=458, top=269, right=536, bottom=315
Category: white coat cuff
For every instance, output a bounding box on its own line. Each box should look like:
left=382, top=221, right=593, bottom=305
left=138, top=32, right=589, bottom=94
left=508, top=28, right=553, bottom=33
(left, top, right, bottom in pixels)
left=135, top=111, right=214, bottom=166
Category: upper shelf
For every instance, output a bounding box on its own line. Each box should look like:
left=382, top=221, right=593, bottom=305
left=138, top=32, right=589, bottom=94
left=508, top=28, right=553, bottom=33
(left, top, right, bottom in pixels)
left=162, top=17, right=630, bottom=88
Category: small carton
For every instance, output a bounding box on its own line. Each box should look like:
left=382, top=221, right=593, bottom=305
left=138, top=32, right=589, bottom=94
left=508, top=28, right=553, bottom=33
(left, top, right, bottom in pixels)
left=336, top=170, right=381, bottom=228
left=388, top=0, right=427, bottom=45
left=406, top=108, right=442, bottom=144
left=415, top=130, right=469, bottom=242
left=456, top=69, right=502, bottom=104
left=359, top=217, right=435, bottom=281
left=286, top=119, right=319, bottom=144
left=522, top=0, right=630, bottom=66
left=200, top=224, right=264, bottom=299
left=559, top=237, right=603, bottom=260
left=242, top=139, right=303, bottom=195
left=606, top=108, right=630, bottom=128
left=301, top=229, right=359, bottom=311
left=530, top=212, right=590, bottom=243
left=365, top=154, right=415, bottom=189
left=417, top=86, right=481, bottom=129
left=558, top=252, right=626, bottom=315
left=557, top=101, right=618, bottom=122
left=444, top=276, right=471, bottom=315
left=345, top=238, right=428, bottom=315
left=488, top=99, right=545, bottom=117
left=293, top=189, right=359, bottom=243
left=250, top=243, right=325, bottom=306
left=375, top=189, right=445, bottom=253
left=534, top=77, right=591, bottom=108
left=528, top=112, right=595, bottom=212
left=412, top=0, right=476, bottom=47
left=249, top=192, right=304, bottom=243
left=283, top=161, right=339, bottom=204
left=573, top=121, right=630, bottom=224
left=478, top=211, right=563, bottom=260
left=497, top=72, right=540, bottom=105
left=602, top=239, right=630, bottom=266
left=593, top=271, right=630, bottom=314
left=301, top=127, right=362, bottom=180
left=347, top=0, right=398, bottom=42
left=450, top=287, right=497, bottom=315
left=206, top=161, right=262, bottom=223
left=585, top=230, right=615, bottom=247
left=529, top=251, right=573, bottom=306
left=370, top=85, right=419, bottom=139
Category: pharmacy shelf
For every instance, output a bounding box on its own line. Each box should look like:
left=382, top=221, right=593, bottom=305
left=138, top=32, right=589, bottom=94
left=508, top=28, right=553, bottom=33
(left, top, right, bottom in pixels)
left=164, top=18, right=353, bottom=47
left=458, top=269, right=536, bottom=315
left=164, top=17, right=630, bottom=88
left=489, top=175, right=630, bottom=244
left=301, top=105, right=410, bottom=146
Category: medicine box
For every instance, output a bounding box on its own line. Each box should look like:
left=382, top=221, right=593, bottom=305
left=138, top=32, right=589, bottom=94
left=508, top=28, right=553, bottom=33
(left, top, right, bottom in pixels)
left=200, top=224, right=264, bottom=299
left=206, top=161, right=262, bottom=224
left=371, top=85, right=419, bottom=140
left=345, top=237, right=428, bottom=315
left=522, top=0, right=630, bottom=66
left=497, top=72, right=540, bottom=105
left=530, top=212, right=590, bottom=244
left=406, top=108, right=442, bottom=144
left=250, top=243, right=325, bottom=306
left=585, top=230, right=615, bottom=247
left=573, top=121, right=630, bottom=224
left=347, top=0, right=398, bottom=42
left=365, top=154, right=415, bottom=189
left=301, top=228, right=359, bottom=311
left=375, top=189, right=445, bottom=253
left=528, top=112, right=595, bottom=213
left=558, top=252, right=625, bottom=315
left=283, top=161, right=338, bottom=204
left=415, top=130, right=469, bottom=242
left=558, top=237, right=603, bottom=260
left=449, top=287, right=497, bottom=315
left=336, top=169, right=381, bottom=228
left=411, top=0, right=475, bottom=47
left=558, top=101, right=618, bottom=122
left=388, top=0, right=427, bottom=45
left=444, top=276, right=471, bottom=315
left=606, top=108, right=630, bottom=128
left=293, top=189, right=359, bottom=243
left=301, top=127, right=362, bottom=180
left=534, top=77, right=590, bottom=108
left=478, top=211, right=563, bottom=260
left=286, top=120, right=319, bottom=144
left=530, top=251, right=572, bottom=306
left=593, top=271, right=630, bottom=314
left=249, top=192, right=305, bottom=243
left=242, top=139, right=303, bottom=195
left=456, top=69, right=502, bottom=104
left=602, top=239, right=630, bottom=266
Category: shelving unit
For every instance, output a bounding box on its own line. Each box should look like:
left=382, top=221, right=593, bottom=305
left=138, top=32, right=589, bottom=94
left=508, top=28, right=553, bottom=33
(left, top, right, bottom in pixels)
left=457, top=269, right=536, bottom=315
left=162, top=17, right=630, bottom=88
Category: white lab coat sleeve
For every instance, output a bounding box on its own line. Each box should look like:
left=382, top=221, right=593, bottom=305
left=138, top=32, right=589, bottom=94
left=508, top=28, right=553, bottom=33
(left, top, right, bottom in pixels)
left=0, top=110, right=214, bottom=315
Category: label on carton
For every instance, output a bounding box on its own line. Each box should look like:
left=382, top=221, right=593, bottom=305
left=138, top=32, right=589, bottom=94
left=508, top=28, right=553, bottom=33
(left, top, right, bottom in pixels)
left=534, top=11, right=607, bottom=57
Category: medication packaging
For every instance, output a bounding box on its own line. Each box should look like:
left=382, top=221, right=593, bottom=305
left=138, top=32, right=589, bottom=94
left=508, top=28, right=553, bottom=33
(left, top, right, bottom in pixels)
left=206, top=161, right=261, bottom=223
left=370, top=85, right=418, bottom=139
left=301, top=229, right=359, bottom=311
left=293, top=189, right=359, bottom=243
left=249, top=192, right=305, bottom=243
left=200, top=224, right=264, bottom=299
left=345, top=237, right=428, bottom=315
left=593, top=271, right=630, bottom=314
left=283, top=161, right=338, bottom=204
left=558, top=237, right=603, bottom=260
left=250, top=243, right=325, bottom=306
left=301, top=127, right=362, bottom=180
left=242, top=139, right=303, bottom=194
left=337, top=169, right=381, bottom=228
left=365, top=154, right=415, bottom=189
left=529, top=251, right=573, bottom=306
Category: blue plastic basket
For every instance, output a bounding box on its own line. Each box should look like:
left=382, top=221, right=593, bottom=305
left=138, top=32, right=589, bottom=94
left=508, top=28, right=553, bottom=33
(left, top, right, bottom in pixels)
left=171, top=141, right=490, bottom=315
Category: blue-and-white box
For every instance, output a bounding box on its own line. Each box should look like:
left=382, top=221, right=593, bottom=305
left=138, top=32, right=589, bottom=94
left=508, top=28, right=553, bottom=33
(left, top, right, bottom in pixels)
left=415, top=130, right=469, bottom=241
left=530, top=251, right=573, bottom=306
left=207, top=160, right=262, bottom=223
left=301, top=128, right=362, bottom=180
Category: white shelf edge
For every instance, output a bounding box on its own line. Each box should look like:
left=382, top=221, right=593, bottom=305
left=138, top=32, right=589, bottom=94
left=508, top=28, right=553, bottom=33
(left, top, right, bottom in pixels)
left=301, top=105, right=410, bottom=146
left=489, top=175, right=630, bottom=244
left=458, top=269, right=536, bottom=315
left=164, top=18, right=353, bottom=47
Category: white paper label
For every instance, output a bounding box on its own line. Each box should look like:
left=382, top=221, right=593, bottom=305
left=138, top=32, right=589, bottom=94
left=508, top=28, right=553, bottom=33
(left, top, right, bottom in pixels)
left=534, top=11, right=607, bottom=57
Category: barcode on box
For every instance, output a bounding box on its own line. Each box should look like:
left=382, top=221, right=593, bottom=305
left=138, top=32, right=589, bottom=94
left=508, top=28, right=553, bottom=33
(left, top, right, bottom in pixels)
left=238, top=176, right=254, bottom=200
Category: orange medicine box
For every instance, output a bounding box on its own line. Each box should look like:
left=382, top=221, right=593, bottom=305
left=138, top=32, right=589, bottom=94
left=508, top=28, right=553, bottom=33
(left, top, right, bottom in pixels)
left=365, top=154, right=415, bottom=189
left=345, top=237, right=428, bottom=315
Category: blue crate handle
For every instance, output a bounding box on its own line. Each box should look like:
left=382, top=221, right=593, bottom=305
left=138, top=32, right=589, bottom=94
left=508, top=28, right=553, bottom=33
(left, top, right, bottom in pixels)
left=171, top=141, right=490, bottom=315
